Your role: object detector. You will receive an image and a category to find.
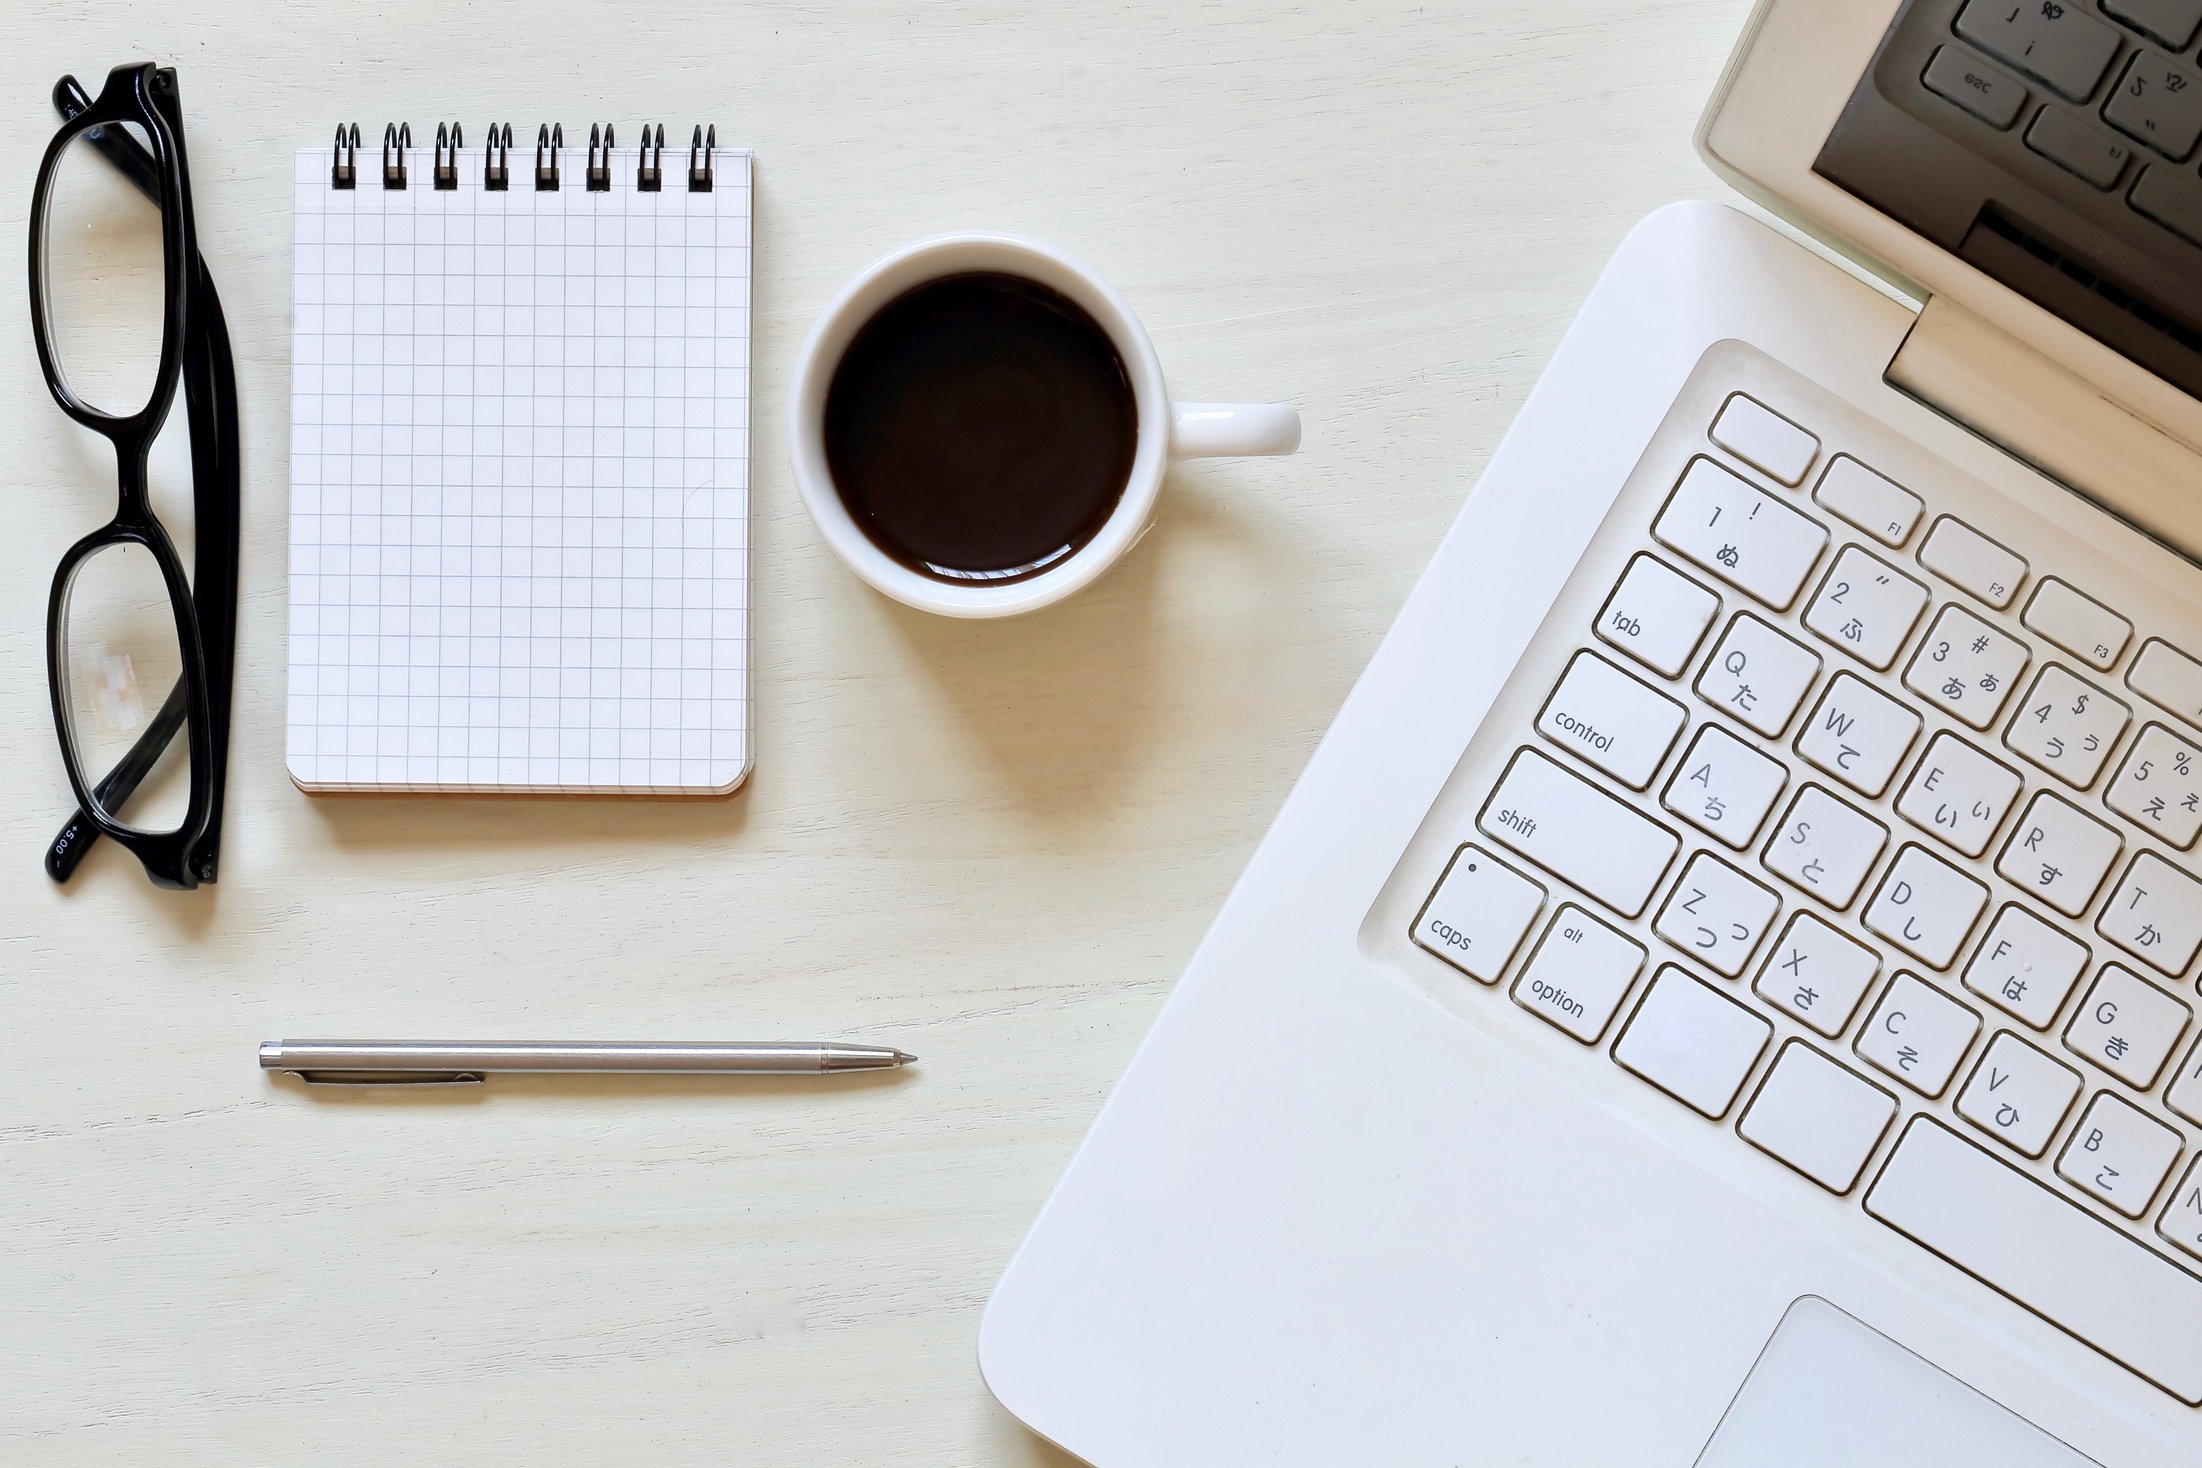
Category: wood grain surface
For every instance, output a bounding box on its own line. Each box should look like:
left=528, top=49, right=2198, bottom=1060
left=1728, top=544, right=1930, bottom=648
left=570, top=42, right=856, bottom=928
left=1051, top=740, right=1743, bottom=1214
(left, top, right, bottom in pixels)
left=2, top=3, right=1744, bottom=1461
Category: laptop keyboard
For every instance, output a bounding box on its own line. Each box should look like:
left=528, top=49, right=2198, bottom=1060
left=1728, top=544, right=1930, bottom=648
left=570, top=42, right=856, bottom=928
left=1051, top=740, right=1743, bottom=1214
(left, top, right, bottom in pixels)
left=1404, top=357, right=2202, bottom=1402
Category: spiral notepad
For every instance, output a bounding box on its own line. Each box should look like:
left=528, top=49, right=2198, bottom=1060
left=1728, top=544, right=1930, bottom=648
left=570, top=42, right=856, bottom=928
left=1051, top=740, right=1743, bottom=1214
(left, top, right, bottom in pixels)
left=286, top=123, right=752, bottom=795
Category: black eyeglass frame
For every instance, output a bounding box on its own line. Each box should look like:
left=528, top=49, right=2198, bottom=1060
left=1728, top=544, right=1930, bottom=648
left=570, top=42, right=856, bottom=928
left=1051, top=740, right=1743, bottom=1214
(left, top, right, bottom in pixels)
left=28, top=62, right=238, bottom=890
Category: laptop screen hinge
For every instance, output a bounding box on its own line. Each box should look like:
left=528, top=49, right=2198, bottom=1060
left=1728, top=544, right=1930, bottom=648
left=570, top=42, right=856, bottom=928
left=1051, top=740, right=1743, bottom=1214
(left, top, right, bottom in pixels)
left=1885, top=295, right=2202, bottom=567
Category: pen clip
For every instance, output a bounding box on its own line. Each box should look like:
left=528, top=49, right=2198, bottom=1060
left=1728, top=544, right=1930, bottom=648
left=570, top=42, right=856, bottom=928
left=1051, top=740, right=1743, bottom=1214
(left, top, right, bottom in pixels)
left=287, top=1070, right=486, bottom=1087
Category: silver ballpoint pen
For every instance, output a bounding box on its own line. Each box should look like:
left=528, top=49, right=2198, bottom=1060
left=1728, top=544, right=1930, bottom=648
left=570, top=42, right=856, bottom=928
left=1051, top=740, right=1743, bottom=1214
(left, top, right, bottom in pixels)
left=259, top=1039, right=917, bottom=1086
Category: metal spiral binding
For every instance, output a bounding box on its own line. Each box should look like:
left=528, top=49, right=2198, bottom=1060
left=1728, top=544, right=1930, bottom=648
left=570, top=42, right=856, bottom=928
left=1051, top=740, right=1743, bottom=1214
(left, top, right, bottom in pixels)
left=484, top=122, right=512, bottom=191
left=688, top=124, right=714, bottom=192
left=587, top=124, right=614, bottom=191
left=637, top=123, right=665, bottom=192
left=433, top=122, right=463, bottom=190
left=535, top=123, right=562, bottom=191
left=331, top=122, right=360, bottom=189
left=382, top=122, right=410, bottom=189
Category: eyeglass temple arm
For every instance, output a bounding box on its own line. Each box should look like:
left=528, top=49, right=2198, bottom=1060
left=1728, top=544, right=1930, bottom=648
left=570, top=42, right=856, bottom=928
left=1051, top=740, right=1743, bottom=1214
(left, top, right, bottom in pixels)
left=44, top=73, right=240, bottom=886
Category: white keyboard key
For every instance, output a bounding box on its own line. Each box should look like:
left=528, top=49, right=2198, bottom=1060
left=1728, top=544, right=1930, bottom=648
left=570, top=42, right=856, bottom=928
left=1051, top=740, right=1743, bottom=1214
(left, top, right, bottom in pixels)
left=1762, top=784, right=1889, bottom=910
left=1905, top=605, right=2030, bottom=730
left=2023, top=579, right=2132, bottom=670
left=2105, top=724, right=2202, bottom=850
left=1614, top=966, right=1772, bottom=1118
left=1867, top=1117, right=2202, bottom=1405
left=1864, top=845, right=1989, bottom=970
left=1803, top=546, right=1929, bottom=670
left=1956, top=1031, right=2082, bottom=1157
left=1859, top=972, right=1982, bottom=1096
left=2065, top=964, right=2191, bottom=1090
left=1596, top=554, right=1720, bottom=679
left=1654, top=852, right=1781, bottom=978
left=1963, top=905, right=2092, bottom=1030
left=2163, top=1156, right=2202, bottom=1263
left=1797, top=672, right=1922, bottom=799
left=2059, top=1093, right=2183, bottom=1219
left=1653, top=458, right=1828, bottom=610
left=1919, top=516, right=2027, bottom=609
left=1413, top=844, right=1545, bottom=982
left=1709, top=393, right=1818, bottom=486
left=2130, top=638, right=2202, bottom=733
left=1695, top=615, right=1822, bottom=738
left=2100, top=853, right=2202, bottom=976
left=1511, top=906, right=1645, bottom=1044
left=1756, top=912, right=1882, bottom=1038
left=1536, top=652, right=1688, bottom=791
left=2004, top=665, right=2128, bottom=789
left=1661, top=724, right=1787, bottom=848
left=1813, top=455, right=1923, bottom=547
left=1479, top=750, right=1680, bottom=919
left=1995, top=792, right=2123, bottom=918
left=1739, top=1041, right=1898, bottom=1193
left=2170, top=1037, right=2202, bottom=1127
left=1895, top=732, right=2022, bottom=859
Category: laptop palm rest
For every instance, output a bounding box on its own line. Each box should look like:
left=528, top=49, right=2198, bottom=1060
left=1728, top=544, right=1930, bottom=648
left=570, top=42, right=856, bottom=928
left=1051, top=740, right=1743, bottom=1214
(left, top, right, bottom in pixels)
left=1697, top=1296, right=2097, bottom=1468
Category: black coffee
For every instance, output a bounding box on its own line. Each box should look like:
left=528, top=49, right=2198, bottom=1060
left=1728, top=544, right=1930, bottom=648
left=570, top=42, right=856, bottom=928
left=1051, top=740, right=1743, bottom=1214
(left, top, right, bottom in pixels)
left=824, top=272, right=1138, bottom=585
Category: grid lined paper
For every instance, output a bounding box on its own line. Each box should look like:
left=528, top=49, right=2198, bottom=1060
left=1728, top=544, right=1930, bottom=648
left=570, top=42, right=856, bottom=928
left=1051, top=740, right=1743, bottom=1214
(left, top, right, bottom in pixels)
left=286, top=142, right=752, bottom=794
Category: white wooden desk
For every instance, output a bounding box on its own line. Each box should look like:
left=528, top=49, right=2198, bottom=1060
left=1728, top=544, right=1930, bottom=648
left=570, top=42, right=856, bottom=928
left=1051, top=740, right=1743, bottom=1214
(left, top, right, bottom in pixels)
left=1, top=4, right=1742, bottom=1461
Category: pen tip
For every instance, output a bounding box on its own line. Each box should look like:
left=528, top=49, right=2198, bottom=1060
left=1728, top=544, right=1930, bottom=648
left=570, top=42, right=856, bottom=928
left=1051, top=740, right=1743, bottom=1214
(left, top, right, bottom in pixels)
left=894, top=1051, right=917, bottom=1066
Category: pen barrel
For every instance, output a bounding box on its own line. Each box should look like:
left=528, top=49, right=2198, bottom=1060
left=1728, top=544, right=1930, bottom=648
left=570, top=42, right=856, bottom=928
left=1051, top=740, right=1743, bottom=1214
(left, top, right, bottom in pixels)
left=259, top=1040, right=890, bottom=1075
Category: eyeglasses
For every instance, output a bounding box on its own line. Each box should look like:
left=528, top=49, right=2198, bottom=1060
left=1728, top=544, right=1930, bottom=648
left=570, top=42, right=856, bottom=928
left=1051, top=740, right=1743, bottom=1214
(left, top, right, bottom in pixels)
left=28, top=63, right=238, bottom=889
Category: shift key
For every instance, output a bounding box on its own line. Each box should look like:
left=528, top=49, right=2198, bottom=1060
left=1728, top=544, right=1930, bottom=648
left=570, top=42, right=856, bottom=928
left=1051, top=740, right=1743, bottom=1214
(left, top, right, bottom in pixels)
left=1479, top=749, right=1681, bottom=918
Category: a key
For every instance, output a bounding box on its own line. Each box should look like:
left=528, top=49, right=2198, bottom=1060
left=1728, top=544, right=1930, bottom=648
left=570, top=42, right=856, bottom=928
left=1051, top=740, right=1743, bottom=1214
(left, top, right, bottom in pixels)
left=2026, top=105, right=2137, bottom=187
left=1895, top=732, right=2023, bottom=858
left=2105, top=723, right=2202, bottom=849
left=1738, top=1041, right=1899, bottom=1194
left=1923, top=44, right=2030, bottom=129
left=2022, top=580, right=2132, bottom=670
left=2004, top=664, right=2128, bottom=789
left=1994, top=792, right=2123, bottom=918
left=1613, top=966, right=1772, bottom=1118
left=1956, top=1031, right=2082, bottom=1157
left=2130, top=638, right=2202, bottom=730
left=1709, top=393, right=1818, bottom=486
left=1654, top=852, right=1781, bottom=978
left=2104, top=50, right=2202, bottom=160
left=1864, top=845, right=1989, bottom=970
left=1511, top=906, right=1646, bottom=1044
left=1797, top=672, right=1922, bottom=798
left=2058, top=1092, right=2183, bottom=1218
left=1653, top=457, right=1828, bottom=610
left=1536, top=651, right=1689, bottom=791
left=1695, top=614, right=1823, bottom=738
left=2099, top=852, right=2202, bottom=975
left=1762, top=784, right=1889, bottom=910
left=2065, top=964, right=2191, bottom=1089
left=1661, top=724, right=1787, bottom=848
left=2133, top=162, right=2202, bottom=245
left=2170, top=1035, right=2202, bottom=1126
left=1867, top=1118, right=2202, bottom=1404
left=1413, top=845, right=1545, bottom=983
left=1858, top=972, right=1982, bottom=1097
left=1954, top=0, right=2122, bottom=101
left=1596, top=554, right=1720, bottom=679
left=1906, top=605, right=2030, bottom=730
left=1478, top=750, right=1681, bottom=919
left=1803, top=546, right=1929, bottom=670
left=1756, top=911, right=1882, bottom=1039
left=2104, top=0, right=2202, bottom=51
left=1919, top=517, right=2028, bottom=608
left=2159, top=1154, right=2202, bottom=1263
left=1813, top=456, right=1923, bottom=547
left=1962, top=905, right=2092, bottom=1030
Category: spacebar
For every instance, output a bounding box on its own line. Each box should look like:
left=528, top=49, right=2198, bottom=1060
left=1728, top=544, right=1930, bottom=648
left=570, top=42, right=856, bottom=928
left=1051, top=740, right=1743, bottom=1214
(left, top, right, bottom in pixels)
left=1864, top=1118, right=2202, bottom=1403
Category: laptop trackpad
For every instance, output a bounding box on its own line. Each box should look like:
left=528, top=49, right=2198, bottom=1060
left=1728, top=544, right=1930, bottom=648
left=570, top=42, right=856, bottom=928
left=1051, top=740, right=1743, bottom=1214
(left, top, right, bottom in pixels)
left=1695, top=1297, right=2097, bottom=1467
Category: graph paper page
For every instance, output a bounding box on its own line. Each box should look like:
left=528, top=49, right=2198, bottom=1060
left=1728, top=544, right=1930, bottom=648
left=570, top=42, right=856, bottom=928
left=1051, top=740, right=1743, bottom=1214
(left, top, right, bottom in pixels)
left=286, top=143, right=751, bottom=794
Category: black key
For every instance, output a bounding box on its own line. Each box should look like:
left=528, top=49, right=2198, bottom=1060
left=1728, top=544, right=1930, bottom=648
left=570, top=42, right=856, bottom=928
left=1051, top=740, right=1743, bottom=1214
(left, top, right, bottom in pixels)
left=2131, top=163, right=2202, bottom=244
left=1924, top=45, right=2029, bottom=129
left=2026, top=106, right=2136, bottom=186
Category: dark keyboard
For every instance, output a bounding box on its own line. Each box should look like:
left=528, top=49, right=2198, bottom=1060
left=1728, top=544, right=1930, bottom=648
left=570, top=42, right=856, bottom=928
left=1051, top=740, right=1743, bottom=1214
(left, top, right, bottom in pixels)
left=1817, top=0, right=2202, bottom=398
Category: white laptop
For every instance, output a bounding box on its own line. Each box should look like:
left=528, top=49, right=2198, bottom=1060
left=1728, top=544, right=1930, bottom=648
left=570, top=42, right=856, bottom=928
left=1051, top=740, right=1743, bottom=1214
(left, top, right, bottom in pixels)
left=981, top=3, right=2202, bottom=1464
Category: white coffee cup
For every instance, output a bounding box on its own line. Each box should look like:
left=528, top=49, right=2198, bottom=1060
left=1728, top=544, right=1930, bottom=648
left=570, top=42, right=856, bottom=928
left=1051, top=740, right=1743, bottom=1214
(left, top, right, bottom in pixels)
left=788, top=232, right=1301, bottom=618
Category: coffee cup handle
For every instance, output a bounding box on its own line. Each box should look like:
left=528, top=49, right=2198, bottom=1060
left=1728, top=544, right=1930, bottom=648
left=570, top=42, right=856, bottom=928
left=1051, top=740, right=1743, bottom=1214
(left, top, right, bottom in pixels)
left=1170, top=402, right=1302, bottom=459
